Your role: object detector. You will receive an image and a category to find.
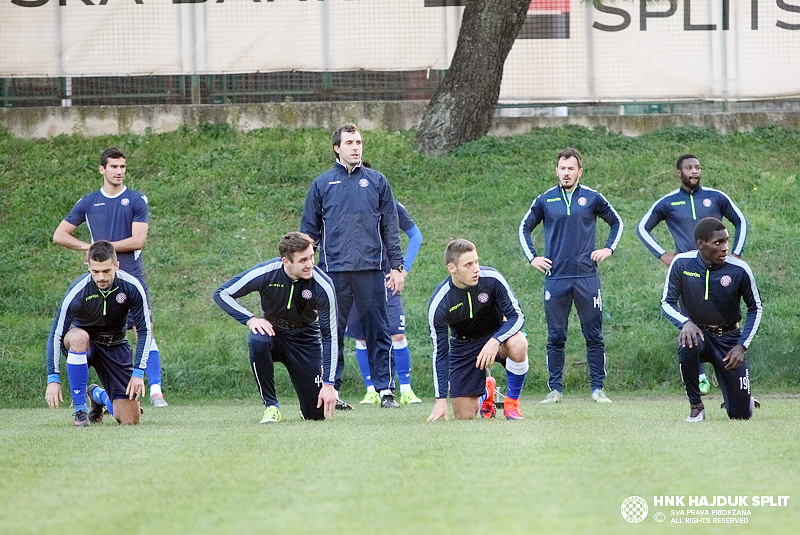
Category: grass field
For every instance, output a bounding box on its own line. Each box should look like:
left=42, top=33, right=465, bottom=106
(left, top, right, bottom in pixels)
left=1, top=395, right=798, bottom=535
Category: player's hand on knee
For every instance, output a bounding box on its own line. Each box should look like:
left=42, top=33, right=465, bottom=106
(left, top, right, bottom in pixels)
left=723, top=344, right=746, bottom=370
left=679, top=322, right=703, bottom=348
left=476, top=338, right=500, bottom=370
left=247, top=317, right=275, bottom=336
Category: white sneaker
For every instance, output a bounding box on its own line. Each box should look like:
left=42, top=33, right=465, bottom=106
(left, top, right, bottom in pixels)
left=686, top=403, right=705, bottom=422
left=591, top=389, right=612, bottom=403
left=540, top=390, right=562, bottom=404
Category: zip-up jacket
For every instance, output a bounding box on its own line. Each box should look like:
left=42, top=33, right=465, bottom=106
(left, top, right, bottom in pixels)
left=428, top=267, right=524, bottom=398
left=213, top=259, right=338, bottom=384
left=300, top=161, right=402, bottom=273
left=519, top=184, right=623, bottom=279
left=46, top=270, right=151, bottom=379
left=637, top=186, right=747, bottom=258
left=661, top=251, right=762, bottom=349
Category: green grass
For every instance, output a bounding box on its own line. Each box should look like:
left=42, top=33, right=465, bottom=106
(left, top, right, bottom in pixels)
left=1, top=124, right=799, bottom=407
left=1, top=396, right=798, bottom=534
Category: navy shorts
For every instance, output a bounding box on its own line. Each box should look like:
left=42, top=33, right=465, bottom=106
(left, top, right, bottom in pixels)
left=345, top=290, right=405, bottom=339
left=88, top=341, right=134, bottom=401
left=447, top=332, right=494, bottom=398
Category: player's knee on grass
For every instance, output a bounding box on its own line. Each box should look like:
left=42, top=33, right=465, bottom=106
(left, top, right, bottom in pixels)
left=113, top=399, right=141, bottom=425
left=452, top=397, right=480, bottom=420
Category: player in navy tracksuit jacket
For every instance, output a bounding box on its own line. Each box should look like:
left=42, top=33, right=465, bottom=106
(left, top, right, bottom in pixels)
left=637, top=155, right=747, bottom=264
left=427, top=239, right=529, bottom=421
left=214, top=232, right=338, bottom=422
left=300, top=124, right=405, bottom=408
left=45, top=240, right=151, bottom=426
left=519, top=148, right=623, bottom=402
left=661, top=218, right=762, bottom=421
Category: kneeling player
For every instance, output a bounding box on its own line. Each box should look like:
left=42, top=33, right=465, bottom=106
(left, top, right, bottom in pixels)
left=45, top=240, right=150, bottom=426
left=427, top=239, right=529, bottom=421
left=661, top=217, right=762, bottom=422
left=214, top=232, right=338, bottom=423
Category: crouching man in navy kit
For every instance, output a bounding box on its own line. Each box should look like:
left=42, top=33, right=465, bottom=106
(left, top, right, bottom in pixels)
left=519, top=148, right=623, bottom=404
left=427, top=239, right=529, bottom=421
left=661, top=217, right=762, bottom=422
left=214, top=232, right=338, bottom=423
left=45, top=240, right=151, bottom=426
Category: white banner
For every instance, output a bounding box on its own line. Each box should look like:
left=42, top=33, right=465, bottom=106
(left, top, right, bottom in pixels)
left=1, top=0, right=799, bottom=102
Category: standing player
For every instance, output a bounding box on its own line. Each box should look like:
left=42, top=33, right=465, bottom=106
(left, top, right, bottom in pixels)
left=349, top=200, right=423, bottom=405
left=637, top=154, right=748, bottom=395
left=45, top=240, right=150, bottom=426
left=213, top=232, right=338, bottom=423
left=300, top=124, right=405, bottom=409
left=53, top=147, right=168, bottom=407
left=519, top=147, right=623, bottom=404
left=661, top=218, right=762, bottom=422
left=427, top=239, right=529, bottom=421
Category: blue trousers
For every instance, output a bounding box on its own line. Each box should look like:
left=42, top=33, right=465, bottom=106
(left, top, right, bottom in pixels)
left=679, top=329, right=752, bottom=419
left=328, top=270, right=394, bottom=392
left=249, top=326, right=325, bottom=420
left=544, top=274, right=606, bottom=392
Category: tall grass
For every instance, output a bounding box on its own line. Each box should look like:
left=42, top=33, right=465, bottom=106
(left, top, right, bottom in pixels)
left=1, top=124, right=798, bottom=407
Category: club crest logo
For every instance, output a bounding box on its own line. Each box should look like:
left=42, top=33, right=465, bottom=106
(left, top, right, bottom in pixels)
left=621, top=496, right=648, bottom=523
left=703, top=198, right=712, bottom=207
left=359, top=179, right=369, bottom=188
left=720, top=275, right=732, bottom=287
left=116, top=293, right=127, bottom=303
left=544, top=291, right=551, bottom=301
left=478, top=292, right=489, bottom=303
left=577, top=197, right=587, bottom=206
left=121, top=198, right=130, bottom=206
left=302, top=289, right=313, bottom=300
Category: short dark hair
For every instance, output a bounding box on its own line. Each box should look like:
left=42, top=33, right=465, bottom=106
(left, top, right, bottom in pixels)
left=677, top=154, right=698, bottom=169
left=100, top=148, right=126, bottom=168
left=445, top=239, right=476, bottom=266
left=278, top=232, right=315, bottom=261
left=332, top=124, right=361, bottom=159
left=557, top=147, right=583, bottom=169
left=694, top=217, right=727, bottom=243
left=86, top=240, right=117, bottom=263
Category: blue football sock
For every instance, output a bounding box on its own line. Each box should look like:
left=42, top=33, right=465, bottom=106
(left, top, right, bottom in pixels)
left=66, top=351, right=89, bottom=413
left=505, top=357, right=529, bottom=400
left=393, top=340, right=412, bottom=388
left=91, top=385, right=114, bottom=416
left=145, top=338, right=162, bottom=387
left=355, top=340, right=373, bottom=389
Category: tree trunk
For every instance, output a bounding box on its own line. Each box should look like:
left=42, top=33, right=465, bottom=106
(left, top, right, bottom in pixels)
left=415, top=0, right=531, bottom=156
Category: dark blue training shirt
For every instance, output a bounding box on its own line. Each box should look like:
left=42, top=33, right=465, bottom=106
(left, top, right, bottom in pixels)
left=428, top=267, right=524, bottom=398
left=64, top=187, right=150, bottom=279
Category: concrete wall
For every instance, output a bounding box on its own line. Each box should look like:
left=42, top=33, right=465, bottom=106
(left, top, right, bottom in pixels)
left=2, top=101, right=799, bottom=139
